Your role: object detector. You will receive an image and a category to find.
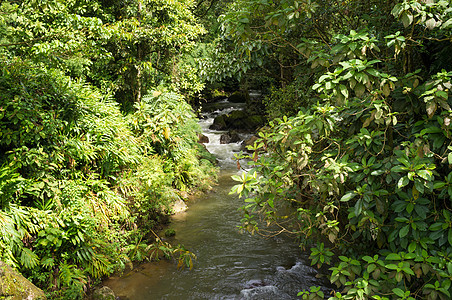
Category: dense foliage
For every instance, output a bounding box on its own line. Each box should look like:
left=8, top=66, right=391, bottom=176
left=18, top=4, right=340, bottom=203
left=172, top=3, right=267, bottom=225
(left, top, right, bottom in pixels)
left=0, top=0, right=214, bottom=298
left=2, top=0, right=451, bottom=298
left=223, top=0, right=452, bottom=299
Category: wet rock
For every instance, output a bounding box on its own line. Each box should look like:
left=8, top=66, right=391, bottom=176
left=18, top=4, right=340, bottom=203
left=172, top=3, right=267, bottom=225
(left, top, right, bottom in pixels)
left=273, top=263, right=319, bottom=295
left=243, top=115, right=265, bottom=130
left=198, top=133, right=209, bottom=143
left=209, top=114, right=227, bottom=130
left=243, top=279, right=266, bottom=289
left=0, top=261, right=46, bottom=300
left=92, top=286, right=116, bottom=300
left=210, top=111, right=265, bottom=131
left=219, top=134, right=229, bottom=144
left=171, top=199, right=188, bottom=214
left=228, top=90, right=250, bottom=103
left=241, top=135, right=259, bottom=152
left=239, top=263, right=325, bottom=300
left=227, top=110, right=248, bottom=126
left=230, top=133, right=242, bottom=143
left=239, top=285, right=291, bottom=300
left=226, top=111, right=264, bottom=130
left=220, top=131, right=241, bottom=144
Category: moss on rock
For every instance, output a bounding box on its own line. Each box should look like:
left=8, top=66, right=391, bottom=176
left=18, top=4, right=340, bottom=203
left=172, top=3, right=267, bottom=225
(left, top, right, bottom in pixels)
left=228, top=90, right=250, bottom=103
left=92, top=286, right=115, bottom=300
left=0, top=261, right=46, bottom=300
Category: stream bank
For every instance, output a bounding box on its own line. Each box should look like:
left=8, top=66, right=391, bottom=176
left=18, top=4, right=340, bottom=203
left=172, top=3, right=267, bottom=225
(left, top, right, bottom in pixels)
left=99, top=95, right=328, bottom=299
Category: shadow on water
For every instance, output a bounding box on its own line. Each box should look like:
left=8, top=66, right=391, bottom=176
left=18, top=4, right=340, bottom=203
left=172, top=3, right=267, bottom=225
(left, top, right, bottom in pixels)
left=102, top=101, right=329, bottom=299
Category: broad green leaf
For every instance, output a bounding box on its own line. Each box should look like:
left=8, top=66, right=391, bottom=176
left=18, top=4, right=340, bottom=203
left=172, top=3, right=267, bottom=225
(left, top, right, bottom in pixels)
left=367, top=264, right=377, bottom=273
left=239, top=17, right=249, bottom=24
left=392, top=288, right=405, bottom=297
left=267, top=199, right=274, bottom=208
left=405, top=253, right=416, bottom=260
left=382, top=84, right=390, bottom=96
left=398, top=176, right=409, bottom=189
left=414, top=180, right=424, bottom=194
left=406, top=203, right=414, bottom=214
left=399, top=225, right=409, bottom=238
left=417, top=170, right=432, bottom=181
left=354, top=198, right=364, bottom=216
left=420, top=126, right=442, bottom=135
left=319, top=75, right=329, bottom=83
left=401, top=12, right=413, bottom=27
left=408, top=242, right=416, bottom=253
left=433, top=182, right=446, bottom=189
left=340, top=192, right=357, bottom=202
left=339, top=84, right=349, bottom=98
left=426, top=102, right=437, bottom=118
left=386, top=253, right=401, bottom=260
left=385, top=263, right=398, bottom=269
left=231, top=175, right=242, bottom=182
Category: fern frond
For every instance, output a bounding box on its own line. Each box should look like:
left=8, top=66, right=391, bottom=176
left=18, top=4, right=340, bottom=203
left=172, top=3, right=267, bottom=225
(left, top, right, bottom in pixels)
left=20, top=247, right=39, bottom=269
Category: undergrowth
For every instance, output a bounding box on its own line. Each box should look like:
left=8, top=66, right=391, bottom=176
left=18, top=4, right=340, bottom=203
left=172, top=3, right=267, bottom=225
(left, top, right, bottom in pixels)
left=0, top=57, right=216, bottom=298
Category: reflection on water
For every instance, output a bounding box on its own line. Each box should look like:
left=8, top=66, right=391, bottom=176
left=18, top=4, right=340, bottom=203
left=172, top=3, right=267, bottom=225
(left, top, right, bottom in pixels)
left=102, top=101, right=327, bottom=299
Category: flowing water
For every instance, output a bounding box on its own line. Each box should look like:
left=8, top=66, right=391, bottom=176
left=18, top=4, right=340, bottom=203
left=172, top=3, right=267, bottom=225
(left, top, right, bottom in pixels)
left=103, top=100, right=326, bottom=299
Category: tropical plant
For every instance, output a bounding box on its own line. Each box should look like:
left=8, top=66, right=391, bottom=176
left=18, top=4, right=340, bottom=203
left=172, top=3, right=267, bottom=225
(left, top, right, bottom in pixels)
left=226, top=0, right=452, bottom=299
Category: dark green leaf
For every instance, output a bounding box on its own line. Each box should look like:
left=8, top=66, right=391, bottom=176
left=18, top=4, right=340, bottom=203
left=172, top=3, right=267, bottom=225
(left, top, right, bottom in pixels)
left=386, top=253, right=401, bottom=260
left=399, top=225, right=409, bottom=238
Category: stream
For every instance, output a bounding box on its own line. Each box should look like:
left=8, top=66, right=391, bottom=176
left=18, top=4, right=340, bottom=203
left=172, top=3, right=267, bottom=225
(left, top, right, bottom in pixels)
left=102, top=99, right=326, bottom=299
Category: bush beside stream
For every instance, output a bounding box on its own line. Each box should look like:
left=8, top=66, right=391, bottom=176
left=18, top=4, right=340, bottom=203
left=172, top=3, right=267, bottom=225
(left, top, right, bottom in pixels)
left=0, top=59, right=216, bottom=298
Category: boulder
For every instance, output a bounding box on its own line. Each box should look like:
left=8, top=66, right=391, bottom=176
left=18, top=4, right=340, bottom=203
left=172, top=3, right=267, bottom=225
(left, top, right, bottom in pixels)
left=243, top=115, right=265, bottom=130
left=226, top=110, right=248, bottom=128
left=241, top=135, right=259, bottom=152
left=198, top=133, right=209, bottom=144
left=209, top=114, right=227, bottom=130
left=0, top=261, right=46, bottom=300
left=210, top=111, right=265, bottom=131
left=171, top=199, right=188, bottom=213
left=230, top=132, right=242, bottom=143
left=92, top=286, right=116, bottom=300
left=220, top=131, right=241, bottom=144
left=225, top=111, right=265, bottom=131
left=228, top=90, right=250, bottom=103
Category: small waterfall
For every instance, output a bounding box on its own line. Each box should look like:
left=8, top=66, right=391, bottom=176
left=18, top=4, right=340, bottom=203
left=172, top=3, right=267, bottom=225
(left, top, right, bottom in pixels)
left=198, top=101, right=249, bottom=168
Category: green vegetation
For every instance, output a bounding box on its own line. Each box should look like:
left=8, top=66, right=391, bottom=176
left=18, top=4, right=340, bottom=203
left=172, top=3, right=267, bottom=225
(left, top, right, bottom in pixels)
left=223, top=0, right=452, bottom=299
left=1, top=0, right=452, bottom=299
left=0, top=0, right=215, bottom=298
